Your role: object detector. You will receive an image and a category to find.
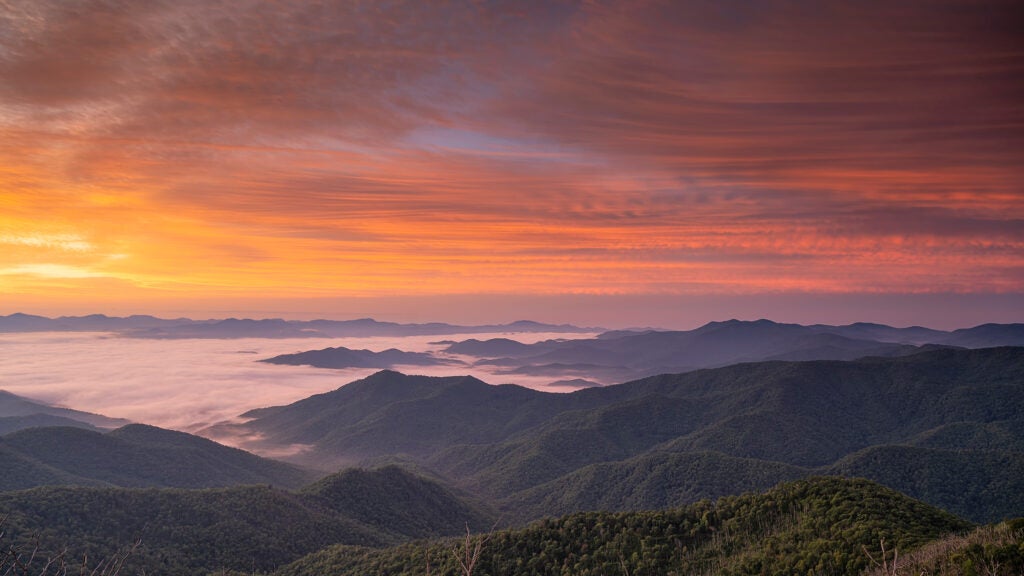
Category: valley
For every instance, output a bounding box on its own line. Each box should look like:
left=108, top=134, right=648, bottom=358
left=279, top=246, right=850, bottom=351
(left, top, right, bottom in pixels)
left=2, top=316, right=1022, bottom=574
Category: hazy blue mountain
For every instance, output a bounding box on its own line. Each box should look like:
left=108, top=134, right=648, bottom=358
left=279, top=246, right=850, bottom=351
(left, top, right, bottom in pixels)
left=0, top=424, right=316, bottom=490
left=444, top=319, right=932, bottom=381
left=939, top=323, right=1024, bottom=348
left=0, top=312, right=186, bottom=332
left=126, top=317, right=330, bottom=338
left=546, top=378, right=603, bottom=388
left=443, top=337, right=546, bottom=356
left=806, top=321, right=949, bottom=344
left=0, top=313, right=600, bottom=338
left=0, top=390, right=131, bottom=429
left=429, top=319, right=1024, bottom=383
left=261, top=346, right=464, bottom=369
left=302, top=318, right=601, bottom=337
left=0, top=312, right=55, bottom=331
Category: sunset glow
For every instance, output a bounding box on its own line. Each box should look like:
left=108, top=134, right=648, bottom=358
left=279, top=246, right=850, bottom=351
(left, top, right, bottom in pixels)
left=2, top=0, right=1021, bottom=326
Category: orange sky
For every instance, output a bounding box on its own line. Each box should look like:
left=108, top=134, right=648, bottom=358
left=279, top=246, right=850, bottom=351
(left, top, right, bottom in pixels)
left=1, top=0, right=1022, bottom=326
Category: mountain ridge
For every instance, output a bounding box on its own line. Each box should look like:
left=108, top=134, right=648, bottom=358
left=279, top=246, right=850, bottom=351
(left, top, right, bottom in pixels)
left=0, top=313, right=602, bottom=338
left=0, top=465, right=494, bottom=575
left=0, top=423, right=317, bottom=491
left=227, top=346, right=1024, bottom=523
left=0, top=390, right=131, bottom=431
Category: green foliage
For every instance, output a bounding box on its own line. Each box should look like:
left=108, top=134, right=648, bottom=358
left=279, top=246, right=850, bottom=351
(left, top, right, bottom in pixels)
left=0, top=466, right=493, bottom=575
left=505, top=451, right=809, bottom=521
left=301, top=466, right=494, bottom=540
left=276, top=477, right=973, bottom=576
left=829, top=445, right=1024, bottom=523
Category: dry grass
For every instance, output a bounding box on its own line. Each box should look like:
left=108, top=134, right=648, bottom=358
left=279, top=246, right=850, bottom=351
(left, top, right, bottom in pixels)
left=861, top=521, right=1024, bottom=576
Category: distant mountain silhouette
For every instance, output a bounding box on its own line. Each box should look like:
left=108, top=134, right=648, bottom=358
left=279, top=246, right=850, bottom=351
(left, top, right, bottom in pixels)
left=261, top=346, right=463, bottom=369
left=546, top=378, right=603, bottom=388
left=938, top=323, right=1024, bottom=347
left=0, top=390, right=131, bottom=430
left=0, top=313, right=601, bottom=338
left=443, top=319, right=938, bottom=381
left=0, top=312, right=185, bottom=332
left=806, top=321, right=950, bottom=344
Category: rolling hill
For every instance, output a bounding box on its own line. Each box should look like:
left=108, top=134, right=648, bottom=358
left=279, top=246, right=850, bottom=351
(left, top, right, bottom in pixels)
left=0, top=466, right=493, bottom=575
left=273, top=476, right=976, bottom=576
left=0, top=424, right=316, bottom=490
left=230, top=347, right=1024, bottom=523
left=0, top=389, right=131, bottom=431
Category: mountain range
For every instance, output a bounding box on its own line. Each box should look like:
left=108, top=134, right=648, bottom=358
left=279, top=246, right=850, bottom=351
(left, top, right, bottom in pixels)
left=274, top=476, right=984, bottom=576
left=219, top=346, right=1024, bottom=524
left=247, top=318, right=1024, bottom=379
left=3, top=316, right=1023, bottom=574
left=0, top=313, right=600, bottom=338
left=440, top=319, right=1024, bottom=382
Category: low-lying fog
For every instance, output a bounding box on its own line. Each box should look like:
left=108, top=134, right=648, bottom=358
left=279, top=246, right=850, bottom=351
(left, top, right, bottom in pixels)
left=0, top=331, right=598, bottom=435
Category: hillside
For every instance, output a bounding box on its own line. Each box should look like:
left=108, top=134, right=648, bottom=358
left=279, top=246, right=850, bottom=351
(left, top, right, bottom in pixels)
left=0, top=466, right=493, bottom=575
left=262, top=345, right=464, bottom=369
left=0, top=413, right=100, bottom=435
left=0, top=389, right=131, bottom=430
left=300, top=467, right=494, bottom=540
left=0, top=424, right=316, bottom=490
left=862, top=519, right=1024, bottom=576
left=504, top=450, right=809, bottom=520
left=232, top=347, right=1024, bottom=523
left=828, top=445, right=1024, bottom=522
left=274, top=476, right=973, bottom=576
left=212, top=371, right=594, bottom=467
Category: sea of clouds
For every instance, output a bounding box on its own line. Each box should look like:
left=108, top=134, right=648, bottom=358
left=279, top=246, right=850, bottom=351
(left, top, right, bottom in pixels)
left=0, top=331, right=594, bottom=436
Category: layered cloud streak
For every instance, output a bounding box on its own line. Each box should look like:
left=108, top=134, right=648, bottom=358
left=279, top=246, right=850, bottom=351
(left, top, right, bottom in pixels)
left=1, top=0, right=1021, bottom=307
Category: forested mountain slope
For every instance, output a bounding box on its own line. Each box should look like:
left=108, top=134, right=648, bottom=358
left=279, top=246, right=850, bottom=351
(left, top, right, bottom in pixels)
left=274, top=476, right=975, bottom=576
left=0, top=423, right=316, bottom=490
left=0, top=466, right=493, bottom=575
left=233, top=347, right=1024, bottom=523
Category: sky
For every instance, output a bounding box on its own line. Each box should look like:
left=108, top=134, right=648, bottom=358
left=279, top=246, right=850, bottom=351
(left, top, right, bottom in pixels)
left=1, top=0, right=1022, bottom=328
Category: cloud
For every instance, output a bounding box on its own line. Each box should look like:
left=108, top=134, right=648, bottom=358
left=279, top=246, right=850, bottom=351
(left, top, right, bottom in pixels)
left=0, top=331, right=587, bottom=433
left=0, top=263, right=107, bottom=279
left=0, top=0, right=1021, bottom=304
